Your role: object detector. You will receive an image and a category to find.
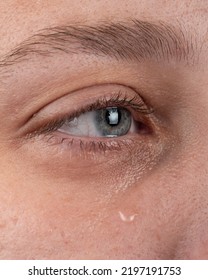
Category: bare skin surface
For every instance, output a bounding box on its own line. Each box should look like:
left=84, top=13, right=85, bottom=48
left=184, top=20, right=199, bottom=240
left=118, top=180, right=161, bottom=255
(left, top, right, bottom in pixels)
left=0, top=0, right=207, bottom=259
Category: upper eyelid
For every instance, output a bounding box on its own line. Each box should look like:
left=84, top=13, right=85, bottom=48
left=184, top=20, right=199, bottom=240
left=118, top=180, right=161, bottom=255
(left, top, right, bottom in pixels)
left=28, top=84, right=151, bottom=121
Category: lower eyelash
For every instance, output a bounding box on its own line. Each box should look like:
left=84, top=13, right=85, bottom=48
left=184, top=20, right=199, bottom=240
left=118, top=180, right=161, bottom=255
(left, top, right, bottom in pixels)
left=42, top=132, right=134, bottom=154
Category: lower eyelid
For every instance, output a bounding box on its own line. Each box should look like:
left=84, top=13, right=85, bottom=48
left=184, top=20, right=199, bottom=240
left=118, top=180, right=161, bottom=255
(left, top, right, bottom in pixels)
left=38, top=131, right=153, bottom=158
left=17, top=114, right=168, bottom=182
left=40, top=117, right=155, bottom=153
left=26, top=127, right=166, bottom=182
left=37, top=133, right=131, bottom=158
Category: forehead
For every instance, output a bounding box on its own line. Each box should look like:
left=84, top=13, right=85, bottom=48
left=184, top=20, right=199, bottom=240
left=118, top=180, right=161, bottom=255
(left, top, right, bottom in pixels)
left=0, top=0, right=207, bottom=60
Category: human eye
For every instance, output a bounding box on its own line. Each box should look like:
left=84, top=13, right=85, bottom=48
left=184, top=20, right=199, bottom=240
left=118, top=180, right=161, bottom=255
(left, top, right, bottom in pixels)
left=58, top=106, right=134, bottom=138
left=21, top=84, right=155, bottom=153
left=16, top=82, right=167, bottom=182
left=38, top=92, right=151, bottom=138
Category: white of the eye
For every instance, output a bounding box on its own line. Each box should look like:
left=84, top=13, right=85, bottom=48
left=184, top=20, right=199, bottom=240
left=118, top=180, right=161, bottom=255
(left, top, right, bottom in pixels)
left=69, top=117, right=78, bottom=127
left=58, top=111, right=101, bottom=137
left=58, top=109, right=136, bottom=137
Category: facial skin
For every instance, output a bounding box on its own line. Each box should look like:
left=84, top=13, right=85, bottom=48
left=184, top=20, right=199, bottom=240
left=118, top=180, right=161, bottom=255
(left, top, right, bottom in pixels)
left=0, top=0, right=207, bottom=259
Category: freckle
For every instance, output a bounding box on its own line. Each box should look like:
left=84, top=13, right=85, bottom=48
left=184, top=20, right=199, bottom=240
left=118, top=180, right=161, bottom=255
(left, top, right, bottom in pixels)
left=156, top=232, right=161, bottom=241
left=0, top=222, right=6, bottom=229
left=11, top=217, right=18, bottom=225
left=60, top=230, right=65, bottom=239
left=0, top=243, right=5, bottom=253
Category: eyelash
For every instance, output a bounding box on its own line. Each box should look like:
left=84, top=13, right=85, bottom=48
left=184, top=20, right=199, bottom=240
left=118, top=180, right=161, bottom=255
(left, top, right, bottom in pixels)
left=28, top=92, right=153, bottom=153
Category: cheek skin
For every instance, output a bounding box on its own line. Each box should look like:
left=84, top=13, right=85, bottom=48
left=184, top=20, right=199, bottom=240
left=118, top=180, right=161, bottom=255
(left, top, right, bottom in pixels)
left=0, top=141, right=169, bottom=259
left=0, top=171, right=175, bottom=259
left=0, top=139, right=208, bottom=259
left=0, top=138, right=204, bottom=260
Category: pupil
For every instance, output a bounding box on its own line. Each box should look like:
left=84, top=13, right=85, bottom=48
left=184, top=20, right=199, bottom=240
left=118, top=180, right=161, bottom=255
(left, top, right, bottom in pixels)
left=105, top=108, right=121, bottom=126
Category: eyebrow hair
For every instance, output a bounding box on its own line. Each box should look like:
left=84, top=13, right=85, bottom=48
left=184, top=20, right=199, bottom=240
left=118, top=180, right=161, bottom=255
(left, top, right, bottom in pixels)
left=0, top=19, right=196, bottom=69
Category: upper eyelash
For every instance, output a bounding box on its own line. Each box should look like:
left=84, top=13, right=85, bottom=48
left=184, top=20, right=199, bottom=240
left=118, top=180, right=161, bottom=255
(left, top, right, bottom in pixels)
left=28, top=92, right=153, bottom=137
left=86, top=91, right=153, bottom=113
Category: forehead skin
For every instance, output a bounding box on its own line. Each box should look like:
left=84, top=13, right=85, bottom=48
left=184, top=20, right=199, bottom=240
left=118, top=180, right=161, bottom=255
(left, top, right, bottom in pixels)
left=0, top=0, right=208, bottom=260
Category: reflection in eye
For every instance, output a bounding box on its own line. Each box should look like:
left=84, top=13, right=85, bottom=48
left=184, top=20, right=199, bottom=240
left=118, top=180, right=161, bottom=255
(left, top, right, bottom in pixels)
left=58, top=107, right=132, bottom=138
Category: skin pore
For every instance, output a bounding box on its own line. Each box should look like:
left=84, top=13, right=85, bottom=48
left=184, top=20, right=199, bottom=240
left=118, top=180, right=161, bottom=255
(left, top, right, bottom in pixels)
left=0, top=0, right=208, bottom=259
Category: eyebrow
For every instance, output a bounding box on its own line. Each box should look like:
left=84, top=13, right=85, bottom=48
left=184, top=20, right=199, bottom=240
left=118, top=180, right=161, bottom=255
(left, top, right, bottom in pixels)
left=0, top=19, right=196, bottom=69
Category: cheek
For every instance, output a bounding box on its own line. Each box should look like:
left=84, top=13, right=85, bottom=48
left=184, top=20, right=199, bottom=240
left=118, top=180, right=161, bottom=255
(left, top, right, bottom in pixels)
left=0, top=162, right=168, bottom=259
left=175, top=220, right=208, bottom=260
left=144, top=145, right=208, bottom=259
left=0, top=137, right=208, bottom=259
left=0, top=167, right=182, bottom=259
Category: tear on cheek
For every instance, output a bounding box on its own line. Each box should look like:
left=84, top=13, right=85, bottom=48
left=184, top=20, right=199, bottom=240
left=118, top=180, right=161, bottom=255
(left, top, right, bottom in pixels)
left=118, top=211, right=138, bottom=223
